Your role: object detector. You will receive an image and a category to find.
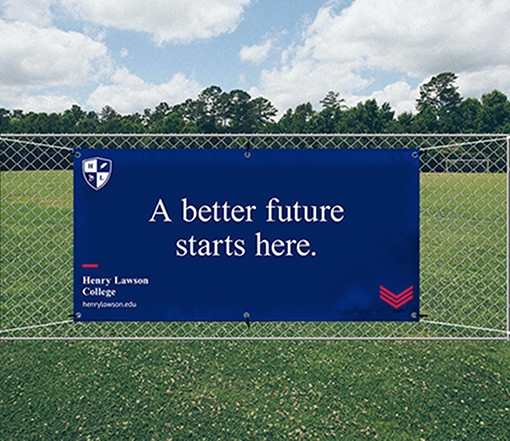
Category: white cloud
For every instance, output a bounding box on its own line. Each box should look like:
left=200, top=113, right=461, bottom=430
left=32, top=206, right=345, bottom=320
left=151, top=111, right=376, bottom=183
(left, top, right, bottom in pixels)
left=253, top=0, right=510, bottom=114
left=61, top=0, right=251, bottom=44
left=0, top=19, right=111, bottom=88
left=1, top=92, right=78, bottom=113
left=2, top=0, right=54, bottom=27
left=251, top=54, right=371, bottom=115
left=358, top=81, right=419, bottom=116
left=87, top=67, right=202, bottom=113
left=305, top=0, right=510, bottom=76
left=457, top=66, right=510, bottom=100
left=240, top=39, right=272, bottom=64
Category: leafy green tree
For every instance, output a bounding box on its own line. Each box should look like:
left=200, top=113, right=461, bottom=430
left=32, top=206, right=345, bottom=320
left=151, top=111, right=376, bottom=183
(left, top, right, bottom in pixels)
left=0, top=108, right=11, bottom=132
left=320, top=91, right=345, bottom=110
left=314, top=91, right=346, bottom=133
left=97, top=106, right=143, bottom=133
left=75, top=111, right=99, bottom=133
left=416, top=72, right=461, bottom=113
left=194, top=86, right=225, bottom=132
left=386, top=111, right=413, bottom=133
left=173, top=98, right=201, bottom=130
left=62, top=105, right=86, bottom=132
left=4, top=78, right=510, bottom=135
left=455, top=98, right=482, bottom=133
left=249, top=96, right=277, bottom=132
left=435, top=106, right=461, bottom=133
left=9, top=112, right=62, bottom=133
left=150, top=112, right=185, bottom=133
left=99, top=105, right=119, bottom=123
left=338, top=100, right=394, bottom=133
left=7, top=110, right=24, bottom=133
left=143, top=102, right=172, bottom=130
left=224, top=89, right=253, bottom=133
left=278, top=103, right=316, bottom=133
left=274, top=108, right=294, bottom=133
left=479, top=90, right=510, bottom=133
left=414, top=73, right=463, bottom=133
left=411, top=105, right=438, bottom=133
left=97, top=106, right=121, bottom=133
left=9, top=112, right=32, bottom=133
left=44, top=113, right=63, bottom=133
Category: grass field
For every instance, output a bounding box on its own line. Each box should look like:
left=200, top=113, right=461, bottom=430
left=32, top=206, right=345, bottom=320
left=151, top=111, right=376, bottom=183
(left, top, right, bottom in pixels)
left=1, top=168, right=509, bottom=439
left=1, top=340, right=510, bottom=440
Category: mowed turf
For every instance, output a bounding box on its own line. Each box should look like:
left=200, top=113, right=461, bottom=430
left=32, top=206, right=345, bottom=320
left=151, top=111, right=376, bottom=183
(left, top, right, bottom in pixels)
left=1, top=340, right=510, bottom=440
left=1, top=170, right=509, bottom=439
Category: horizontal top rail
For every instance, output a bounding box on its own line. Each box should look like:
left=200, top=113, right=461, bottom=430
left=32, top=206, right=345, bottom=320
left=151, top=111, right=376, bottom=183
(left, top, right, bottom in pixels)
left=1, top=133, right=508, bottom=138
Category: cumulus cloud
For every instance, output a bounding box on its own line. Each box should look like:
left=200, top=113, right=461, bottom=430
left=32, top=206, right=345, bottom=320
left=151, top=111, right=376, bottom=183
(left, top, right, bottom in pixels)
left=0, top=91, right=78, bottom=113
left=457, top=66, right=510, bottom=100
left=251, top=56, right=371, bottom=115
left=87, top=67, right=202, bottom=113
left=253, top=0, right=510, bottom=114
left=2, top=0, right=55, bottom=27
left=61, top=0, right=251, bottom=44
left=306, top=0, right=510, bottom=76
left=240, top=39, right=272, bottom=64
left=351, top=82, right=419, bottom=116
left=0, top=19, right=111, bottom=88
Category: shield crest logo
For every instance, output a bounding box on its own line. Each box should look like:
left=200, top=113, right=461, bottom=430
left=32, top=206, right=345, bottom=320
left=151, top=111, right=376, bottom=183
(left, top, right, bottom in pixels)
left=82, top=157, right=113, bottom=191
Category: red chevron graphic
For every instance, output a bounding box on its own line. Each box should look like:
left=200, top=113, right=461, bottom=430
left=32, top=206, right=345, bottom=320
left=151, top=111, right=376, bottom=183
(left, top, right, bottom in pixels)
left=380, top=286, right=413, bottom=308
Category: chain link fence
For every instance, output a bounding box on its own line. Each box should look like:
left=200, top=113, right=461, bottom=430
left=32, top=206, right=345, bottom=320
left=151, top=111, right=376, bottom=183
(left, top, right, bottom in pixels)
left=1, top=134, right=508, bottom=340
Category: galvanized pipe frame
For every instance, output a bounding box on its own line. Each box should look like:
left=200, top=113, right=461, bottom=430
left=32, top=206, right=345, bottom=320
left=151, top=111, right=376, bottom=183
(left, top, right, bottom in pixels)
left=0, top=133, right=508, bottom=340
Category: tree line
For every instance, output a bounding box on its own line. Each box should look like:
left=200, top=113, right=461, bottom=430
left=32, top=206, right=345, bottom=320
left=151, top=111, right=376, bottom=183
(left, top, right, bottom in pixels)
left=1, top=73, right=510, bottom=134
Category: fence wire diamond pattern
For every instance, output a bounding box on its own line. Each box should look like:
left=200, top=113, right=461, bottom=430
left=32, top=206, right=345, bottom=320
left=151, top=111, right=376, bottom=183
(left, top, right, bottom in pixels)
left=1, top=134, right=508, bottom=340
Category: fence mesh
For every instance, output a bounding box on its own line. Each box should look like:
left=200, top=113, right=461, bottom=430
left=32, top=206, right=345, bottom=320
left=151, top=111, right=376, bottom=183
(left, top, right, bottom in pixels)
left=1, top=134, right=508, bottom=340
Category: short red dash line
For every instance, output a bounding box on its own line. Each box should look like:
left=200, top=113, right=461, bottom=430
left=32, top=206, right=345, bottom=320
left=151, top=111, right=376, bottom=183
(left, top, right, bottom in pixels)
left=82, top=264, right=99, bottom=268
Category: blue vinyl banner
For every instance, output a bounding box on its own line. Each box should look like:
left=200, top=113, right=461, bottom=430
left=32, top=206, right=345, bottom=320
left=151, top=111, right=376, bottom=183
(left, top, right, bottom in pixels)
left=74, top=148, right=420, bottom=322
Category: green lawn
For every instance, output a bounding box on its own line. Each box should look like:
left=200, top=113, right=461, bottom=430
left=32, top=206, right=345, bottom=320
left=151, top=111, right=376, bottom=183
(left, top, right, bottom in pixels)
left=1, top=340, right=510, bottom=440
left=1, top=170, right=509, bottom=439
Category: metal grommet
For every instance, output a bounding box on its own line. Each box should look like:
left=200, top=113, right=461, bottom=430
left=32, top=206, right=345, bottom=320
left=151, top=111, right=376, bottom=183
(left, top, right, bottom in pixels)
left=244, top=151, right=251, bottom=158
left=412, top=151, right=419, bottom=158
left=244, top=312, right=251, bottom=329
left=74, top=151, right=81, bottom=158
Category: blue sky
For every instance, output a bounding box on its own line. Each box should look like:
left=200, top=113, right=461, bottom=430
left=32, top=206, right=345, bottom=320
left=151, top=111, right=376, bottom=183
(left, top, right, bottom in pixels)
left=1, top=0, right=510, bottom=117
